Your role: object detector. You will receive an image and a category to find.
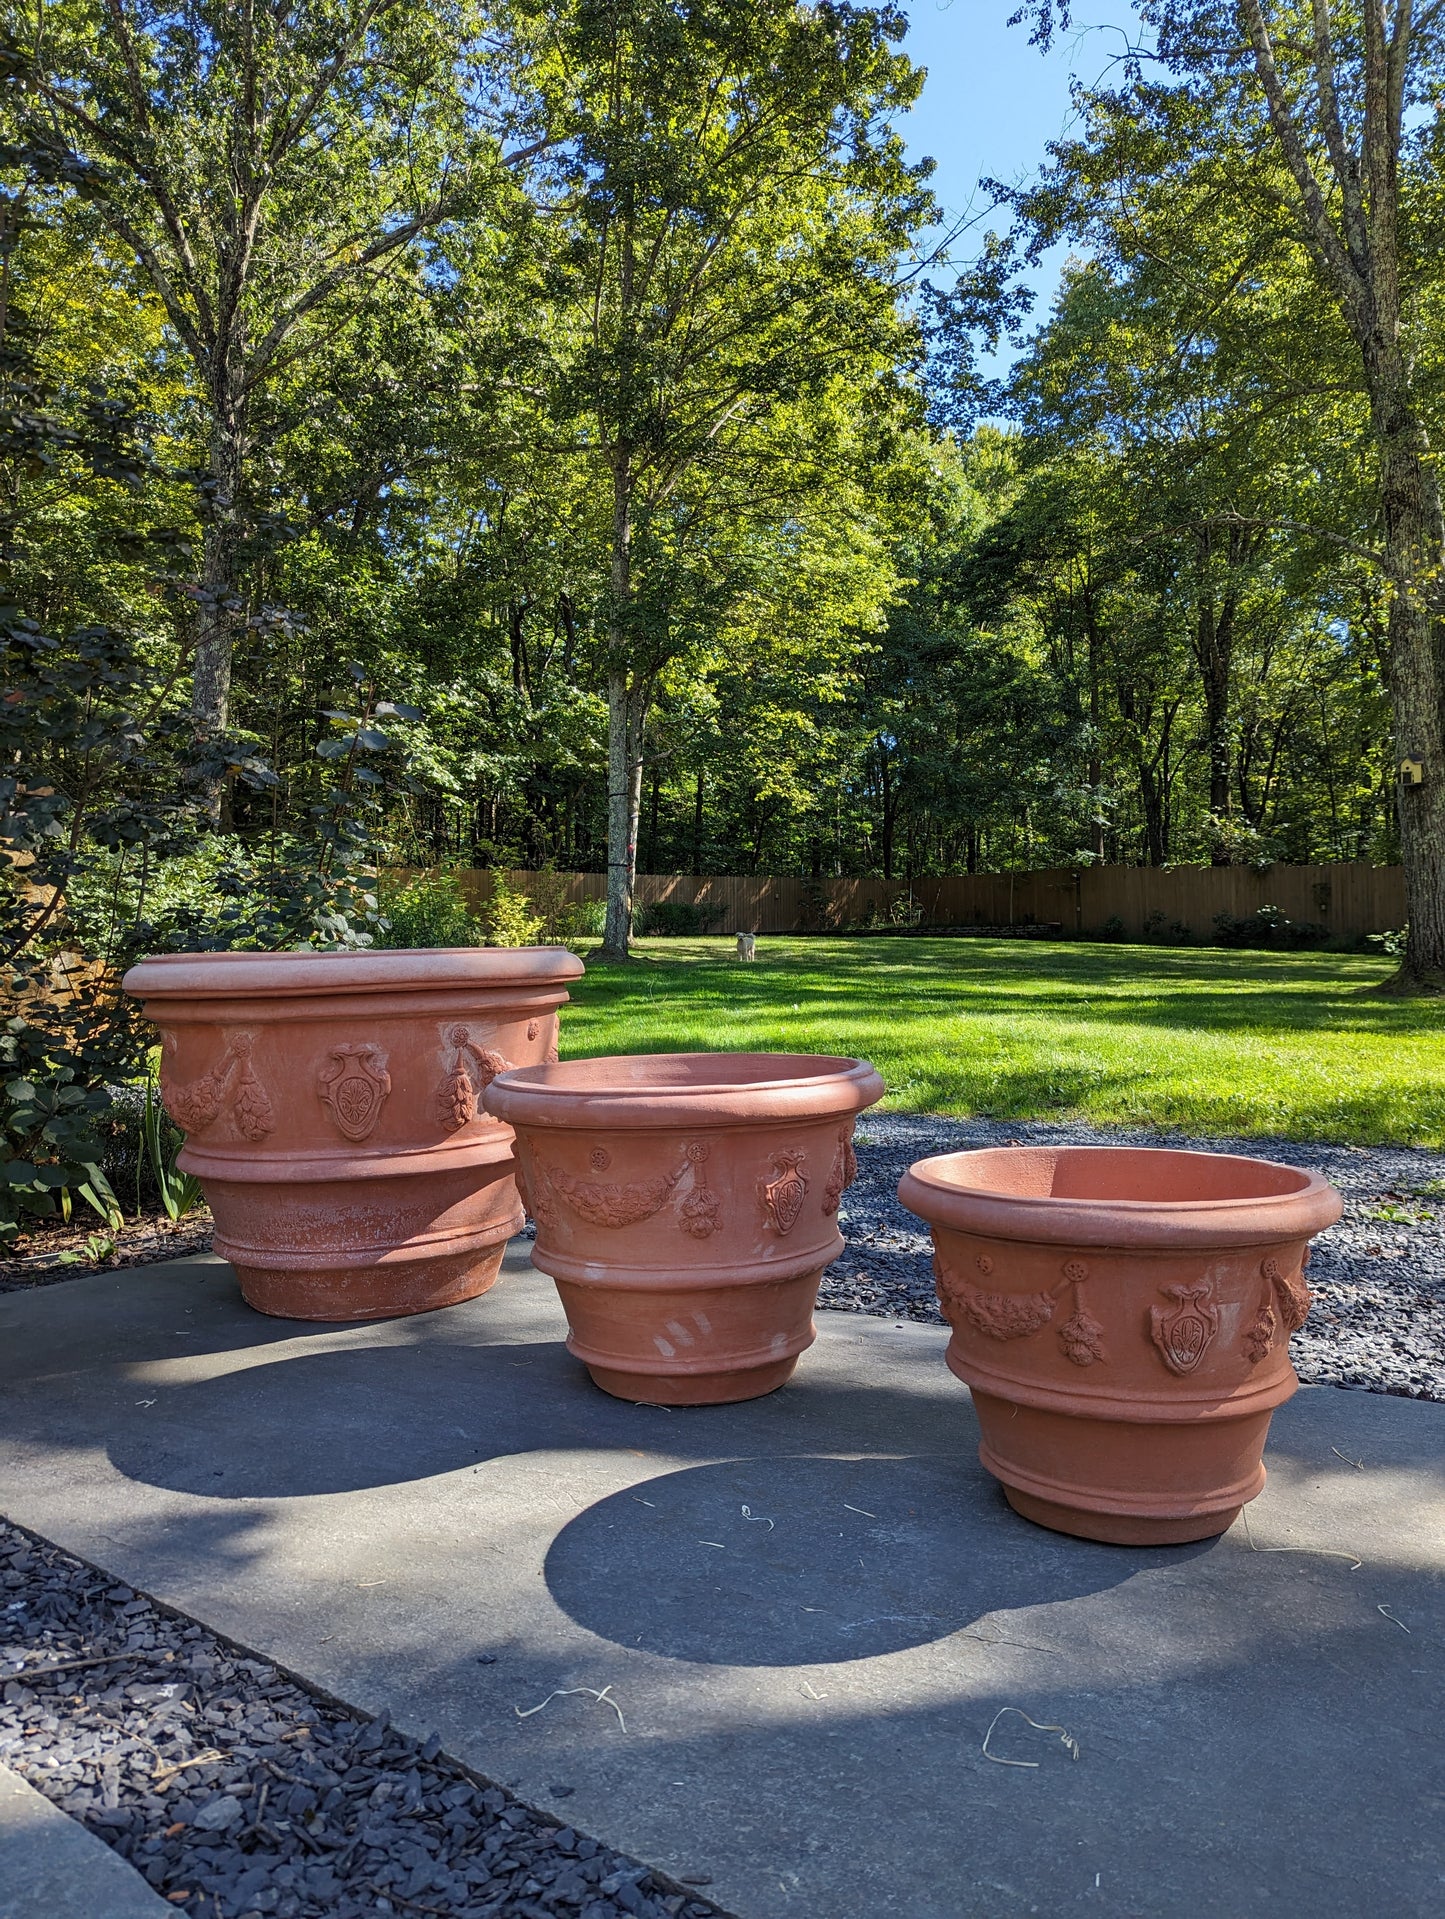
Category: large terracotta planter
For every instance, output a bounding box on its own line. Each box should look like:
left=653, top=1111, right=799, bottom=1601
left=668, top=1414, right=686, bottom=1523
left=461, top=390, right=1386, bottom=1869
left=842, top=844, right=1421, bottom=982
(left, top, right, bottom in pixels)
left=123, top=947, right=584, bottom=1321
left=484, top=1052, right=885, bottom=1403
left=898, top=1146, right=1342, bottom=1545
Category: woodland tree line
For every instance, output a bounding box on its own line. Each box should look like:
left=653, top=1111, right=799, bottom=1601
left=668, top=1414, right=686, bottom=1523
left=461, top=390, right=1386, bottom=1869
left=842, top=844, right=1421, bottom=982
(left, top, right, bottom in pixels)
left=3, top=1, right=1444, bottom=1002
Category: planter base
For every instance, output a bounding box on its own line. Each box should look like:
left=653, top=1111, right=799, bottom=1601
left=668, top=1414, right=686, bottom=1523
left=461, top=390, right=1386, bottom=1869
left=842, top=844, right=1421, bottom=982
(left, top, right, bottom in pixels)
left=226, top=1239, right=510, bottom=1323
left=578, top=1351, right=802, bottom=1406
left=203, top=1153, right=525, bottom=1324
left=1000, top=1485, right=1251, bottom=1547
left=552, top=1264, right=822, bottom=1406
left=969, top=1379, right=1269, bottom=1546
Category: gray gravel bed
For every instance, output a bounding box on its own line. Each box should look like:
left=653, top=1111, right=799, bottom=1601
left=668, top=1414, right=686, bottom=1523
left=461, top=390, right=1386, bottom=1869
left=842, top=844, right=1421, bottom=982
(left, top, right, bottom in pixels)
left=0, top=1522, right=723, bottom=1919
left=825, top=1113, right=1445, bottom=1403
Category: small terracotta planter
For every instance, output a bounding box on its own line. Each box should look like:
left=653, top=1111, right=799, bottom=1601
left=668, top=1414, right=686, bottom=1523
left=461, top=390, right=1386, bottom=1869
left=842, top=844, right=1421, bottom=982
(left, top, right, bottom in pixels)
left=484, top=1052, right=885, bottom=1403
left=123, top=947, right=583, bottom=1321
left=898, top=1146, right=1342, bottom=1545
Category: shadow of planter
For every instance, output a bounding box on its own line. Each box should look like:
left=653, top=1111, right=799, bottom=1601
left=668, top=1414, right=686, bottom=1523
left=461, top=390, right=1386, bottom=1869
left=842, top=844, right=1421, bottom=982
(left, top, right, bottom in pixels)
left=543, top=1453, right=1206, bottom=1665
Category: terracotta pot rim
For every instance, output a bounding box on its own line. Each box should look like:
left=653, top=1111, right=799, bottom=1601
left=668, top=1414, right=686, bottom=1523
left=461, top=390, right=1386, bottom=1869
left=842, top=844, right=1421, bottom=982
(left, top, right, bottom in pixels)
left=123, top=945, right=584, bottom=1002
left=900, top=1144, right=1342, bottom=1248
left=487, top=1050, right=884, bottom=1128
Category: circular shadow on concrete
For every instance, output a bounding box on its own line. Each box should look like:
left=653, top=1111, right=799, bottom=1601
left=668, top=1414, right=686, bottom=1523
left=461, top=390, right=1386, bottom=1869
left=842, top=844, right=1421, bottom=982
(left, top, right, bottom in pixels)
left=544, top=1453, right=1180, bottom=1666
left=105, top=1341, right=599, bottom=1498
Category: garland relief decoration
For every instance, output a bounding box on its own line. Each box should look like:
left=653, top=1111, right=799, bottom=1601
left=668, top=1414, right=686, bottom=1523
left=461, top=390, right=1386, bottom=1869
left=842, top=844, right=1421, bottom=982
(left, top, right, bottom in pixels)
left=161, top=1032, right=275, bottom=1143
left=1057, top=1260, right=1106, bottom=1367
left=822, top=1125, right=859, bottom=1216
left=538, top=1142, right=719, bottom=1238
left=1263, top=1255, right=1311, bottom=1332
left=437, top=1024, right=513, bottom=1130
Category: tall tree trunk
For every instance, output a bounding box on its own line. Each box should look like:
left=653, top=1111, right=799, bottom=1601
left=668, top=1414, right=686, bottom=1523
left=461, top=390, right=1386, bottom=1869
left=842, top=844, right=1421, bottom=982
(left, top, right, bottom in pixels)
left=1372, top=384, right=1445, bottom=983
left=508, top=601, right=531, bottom=695
left=1192, top=532, right=1238, bottom=865
left=192, top=383, right=246, bottom=820
left=878, top=742, right=895, bottom=880
left=1085, top=609, right=1105, bottom=861
left=1239, top=0, right=1445, bottom=984
left=559, top=592, right=577, bottom=674
left=646, top=762, right=661, bottom=870
left=603, top=672, right=644, bottom=955
left=601, top=452, right=641, bottom=958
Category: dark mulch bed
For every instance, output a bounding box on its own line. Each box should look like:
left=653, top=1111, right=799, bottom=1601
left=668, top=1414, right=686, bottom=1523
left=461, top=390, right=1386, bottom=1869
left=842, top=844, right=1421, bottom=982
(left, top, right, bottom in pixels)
left=0, top=1213, right=215, bottom=1294
left=0, top=1521, right=724, bottom=1919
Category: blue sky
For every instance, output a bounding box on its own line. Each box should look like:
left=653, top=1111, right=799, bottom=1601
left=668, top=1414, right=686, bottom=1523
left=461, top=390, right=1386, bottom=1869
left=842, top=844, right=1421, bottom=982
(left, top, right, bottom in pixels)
left=898, top=2, right=1144, bottom=371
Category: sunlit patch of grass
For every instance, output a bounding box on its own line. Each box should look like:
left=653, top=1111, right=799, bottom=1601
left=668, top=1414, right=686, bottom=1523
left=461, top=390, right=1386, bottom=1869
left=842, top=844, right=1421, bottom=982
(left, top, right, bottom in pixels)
left=557, top=936, right=1444, bottom=1146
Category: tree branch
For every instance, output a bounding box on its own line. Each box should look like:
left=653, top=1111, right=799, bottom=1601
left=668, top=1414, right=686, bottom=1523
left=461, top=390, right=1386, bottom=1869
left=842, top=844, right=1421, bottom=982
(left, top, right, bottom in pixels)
left=1238, top=0, right=1371, bottom=337
left=1308, top=0, right=1368, bottom=264
left=241, top=195, right=467, bottom=391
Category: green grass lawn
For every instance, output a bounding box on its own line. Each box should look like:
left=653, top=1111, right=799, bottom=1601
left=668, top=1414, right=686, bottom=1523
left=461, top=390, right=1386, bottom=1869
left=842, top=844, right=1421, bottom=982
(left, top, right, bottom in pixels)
left=557, top=936, right=1445, bottom=1147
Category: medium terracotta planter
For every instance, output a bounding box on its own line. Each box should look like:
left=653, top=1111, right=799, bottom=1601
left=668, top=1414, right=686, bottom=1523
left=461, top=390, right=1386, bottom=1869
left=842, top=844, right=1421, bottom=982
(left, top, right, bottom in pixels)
left=483, top=1052, right=885, bottom=1403
left=898, top=1146, right=1343, bottom=1545
left=123, top=947, right=584, bottom=1321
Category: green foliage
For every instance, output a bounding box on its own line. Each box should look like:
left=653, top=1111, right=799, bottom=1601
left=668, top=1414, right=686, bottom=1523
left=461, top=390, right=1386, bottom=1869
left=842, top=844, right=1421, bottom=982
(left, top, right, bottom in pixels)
left=58, top=1231, right=118, bottom=1268
left=376, top=870, right=482, bottom=950
left=550, top=897, right=606, bottom=943
left=1369, top=925, right=1409, bottom=960
left=1212, top=906, right=1327, bottom=951
left=1, top=1036, right=121, bottom=1241
left=141, top=1080, right=204, bottom=1223
left=634, top=900, right=726, bottom=937
left=482, top=875, right=544, bottom=948
left=1141, top=912, right=1193, bottom=947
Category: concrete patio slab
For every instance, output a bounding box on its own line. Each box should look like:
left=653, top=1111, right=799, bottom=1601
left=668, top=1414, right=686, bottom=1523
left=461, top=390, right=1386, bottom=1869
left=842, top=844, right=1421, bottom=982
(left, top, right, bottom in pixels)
left=0, top=1249, right=1442, bottom=1919
left=0, top=1759, right=172, bottom=1918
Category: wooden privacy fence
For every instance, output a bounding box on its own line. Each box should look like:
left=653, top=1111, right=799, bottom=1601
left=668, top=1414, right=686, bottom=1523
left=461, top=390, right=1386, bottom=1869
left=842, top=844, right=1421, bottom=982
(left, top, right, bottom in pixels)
left=449, top=862, right=1406, bottom=942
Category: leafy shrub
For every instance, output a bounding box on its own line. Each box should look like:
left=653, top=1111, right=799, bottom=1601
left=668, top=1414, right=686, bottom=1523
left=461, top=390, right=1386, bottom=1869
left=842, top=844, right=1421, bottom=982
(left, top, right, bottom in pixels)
left=636, top=899, right=726, bottom=936
left=1098, top=915, right=1126, bottom=939
left=483, top=875, right=544, bottom=946
left=549, top=897, right=606, bottom=942
left=518, top=870, right=605, bottom=945
left=1212, top=905, right=1327, bottom=950
left=798, top=880, right=837, bottom=932
left=64, top=841, right=251, bottom=955
left=377, top=870, right=482, bottom=948
left=1368, top=924, right=1408, bottom=959
left=1141, top=910, right=1193, bottom=945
